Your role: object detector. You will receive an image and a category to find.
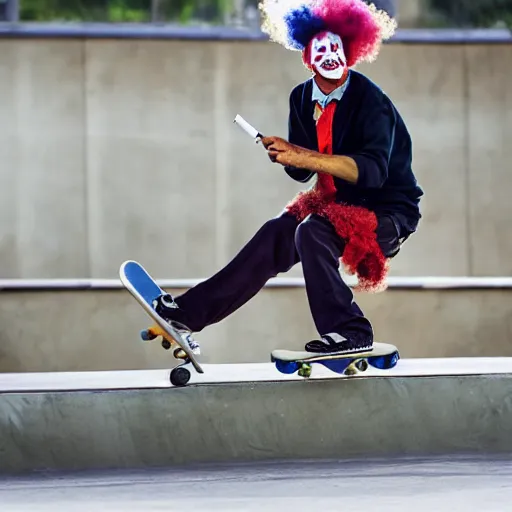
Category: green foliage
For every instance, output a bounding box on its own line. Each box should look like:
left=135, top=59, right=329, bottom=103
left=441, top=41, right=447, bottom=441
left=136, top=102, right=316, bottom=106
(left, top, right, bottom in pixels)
left=21, top=0, right=512, bottom=27
left=428, top=0, right=512, bottom=28
left=20, top=0, right=234, bottom=23
left=20, top=0, right=145, bottom=21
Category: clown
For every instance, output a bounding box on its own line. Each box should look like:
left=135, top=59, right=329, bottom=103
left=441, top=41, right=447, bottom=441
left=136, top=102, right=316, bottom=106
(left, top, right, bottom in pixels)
left=309, top=31, right=347, bottom=80
left=154, top=0, right=423, bottom=356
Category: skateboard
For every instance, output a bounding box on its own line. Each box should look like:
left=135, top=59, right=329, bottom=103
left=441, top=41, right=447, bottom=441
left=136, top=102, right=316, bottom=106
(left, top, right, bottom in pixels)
left=271, top=342, right=400, bottom=378
left=119, top=260, right=203, bottom=387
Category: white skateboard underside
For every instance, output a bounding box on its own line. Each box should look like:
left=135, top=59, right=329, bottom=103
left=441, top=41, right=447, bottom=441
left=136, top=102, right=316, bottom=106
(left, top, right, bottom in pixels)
left=271, top=342, right=398, bottom=363
left=119, top=260, right=203, bottom=374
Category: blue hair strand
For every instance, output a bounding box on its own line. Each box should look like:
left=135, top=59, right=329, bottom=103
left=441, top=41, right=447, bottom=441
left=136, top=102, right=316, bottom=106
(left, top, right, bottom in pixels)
left=284, top=6, right=326, bottom=50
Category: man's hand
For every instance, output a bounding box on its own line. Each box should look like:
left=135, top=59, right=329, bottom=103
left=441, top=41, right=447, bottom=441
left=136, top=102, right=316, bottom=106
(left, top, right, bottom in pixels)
left=260, top=136, right=306, bottom=168
left=260, top=135, right=360, bottom=184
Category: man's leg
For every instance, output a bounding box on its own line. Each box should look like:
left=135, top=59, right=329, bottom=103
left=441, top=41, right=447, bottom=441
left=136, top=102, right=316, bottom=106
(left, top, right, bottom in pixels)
left=158, top=213, right=300, bottom=333
left=296, top=213, right=402, bottom=354
left=294, top=214, right=373, bottom=353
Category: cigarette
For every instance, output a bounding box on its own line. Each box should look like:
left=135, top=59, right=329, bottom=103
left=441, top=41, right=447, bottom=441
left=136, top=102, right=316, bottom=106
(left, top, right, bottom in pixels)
left=233, top=114, right=263, bottom=141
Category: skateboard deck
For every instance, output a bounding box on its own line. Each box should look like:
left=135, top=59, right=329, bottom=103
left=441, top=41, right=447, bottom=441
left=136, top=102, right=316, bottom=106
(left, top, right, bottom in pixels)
left=119, top=260, right=203, bottom=386
left=271, top=342, right=400, bottom=378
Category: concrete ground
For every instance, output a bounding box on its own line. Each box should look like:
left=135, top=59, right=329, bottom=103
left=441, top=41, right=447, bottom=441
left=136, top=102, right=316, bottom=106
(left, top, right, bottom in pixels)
left=1, top=456, right=511, bottom=511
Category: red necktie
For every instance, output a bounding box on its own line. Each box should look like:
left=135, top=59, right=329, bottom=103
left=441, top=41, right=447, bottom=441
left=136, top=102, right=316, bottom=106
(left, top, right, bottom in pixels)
left=315, top=101, right=337, bottom=199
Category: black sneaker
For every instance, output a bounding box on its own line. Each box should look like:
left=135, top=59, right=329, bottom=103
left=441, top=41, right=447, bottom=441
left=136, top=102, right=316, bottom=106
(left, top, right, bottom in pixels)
left=152, top=293, right=179, bottom=319
left=152, top=294, right=200, bottom=355
left=305, top=332, right=373, bottom=355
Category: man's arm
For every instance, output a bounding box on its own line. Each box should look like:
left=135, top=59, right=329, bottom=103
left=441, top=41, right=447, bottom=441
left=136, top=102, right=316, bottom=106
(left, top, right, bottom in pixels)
left=344, top=101, right=396, bottom=188
left=294, top=151, right=359, bottom=183
left=264, top=94, right=397, bottom=188
left=272, top=99, right=397, bottom=187
left=298, top=101, right=396, bottom=187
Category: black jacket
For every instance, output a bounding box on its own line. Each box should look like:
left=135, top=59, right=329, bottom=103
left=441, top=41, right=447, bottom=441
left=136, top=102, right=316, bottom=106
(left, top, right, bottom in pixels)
left=285, top=71, right=424, bottom=235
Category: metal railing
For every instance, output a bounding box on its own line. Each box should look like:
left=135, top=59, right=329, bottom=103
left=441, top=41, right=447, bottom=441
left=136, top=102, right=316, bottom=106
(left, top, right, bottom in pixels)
left=0, top=22, right=510, bottom=43
left=1, top=277, right=512, bottom=291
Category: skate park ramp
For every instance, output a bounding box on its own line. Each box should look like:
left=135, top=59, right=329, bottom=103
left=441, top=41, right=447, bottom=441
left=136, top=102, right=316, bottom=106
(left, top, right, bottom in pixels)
left=1, top=358, right=512, bottom=475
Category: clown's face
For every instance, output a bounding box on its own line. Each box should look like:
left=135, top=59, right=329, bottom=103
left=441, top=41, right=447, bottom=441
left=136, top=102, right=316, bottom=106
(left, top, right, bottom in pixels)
left=309, top=31, right=346, bottom=80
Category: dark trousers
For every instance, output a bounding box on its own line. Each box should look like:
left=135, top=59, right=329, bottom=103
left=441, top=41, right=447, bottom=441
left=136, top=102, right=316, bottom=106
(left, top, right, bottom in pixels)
left=172, top=212, right=402, bottom=339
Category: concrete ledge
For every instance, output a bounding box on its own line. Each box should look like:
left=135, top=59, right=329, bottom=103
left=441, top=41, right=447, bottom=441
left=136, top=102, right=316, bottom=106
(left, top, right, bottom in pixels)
left=0, top=24, right=510, bottom=43
left=2, top=358, right=512, bottom=391
left=1, top=364, right=512, bottom=473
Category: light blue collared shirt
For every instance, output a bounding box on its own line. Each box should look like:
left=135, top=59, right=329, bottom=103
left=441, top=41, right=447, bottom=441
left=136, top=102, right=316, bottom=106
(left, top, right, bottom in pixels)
left=311, top=73, right=351, bottom=108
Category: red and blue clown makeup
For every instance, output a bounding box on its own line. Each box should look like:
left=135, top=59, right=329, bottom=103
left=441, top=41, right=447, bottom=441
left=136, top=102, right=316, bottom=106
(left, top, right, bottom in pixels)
left=260, top=0, right=397, bottom=78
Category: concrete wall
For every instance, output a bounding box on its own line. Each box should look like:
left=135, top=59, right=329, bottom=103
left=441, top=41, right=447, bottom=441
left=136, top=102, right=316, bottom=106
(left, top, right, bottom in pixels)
left=1, top=36, right=511, bottom=373
left=1, top=38, right=512, bottom=280
left=1, top=287, right=512, bottom=372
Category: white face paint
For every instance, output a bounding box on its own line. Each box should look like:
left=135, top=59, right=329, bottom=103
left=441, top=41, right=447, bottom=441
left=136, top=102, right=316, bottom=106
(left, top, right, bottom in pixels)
left=310, top=32, right=346, bottom=80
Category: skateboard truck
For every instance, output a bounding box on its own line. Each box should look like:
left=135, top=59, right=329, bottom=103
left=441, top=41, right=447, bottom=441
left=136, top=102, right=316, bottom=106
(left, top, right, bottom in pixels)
left=140, top=324, right=188, bottom=360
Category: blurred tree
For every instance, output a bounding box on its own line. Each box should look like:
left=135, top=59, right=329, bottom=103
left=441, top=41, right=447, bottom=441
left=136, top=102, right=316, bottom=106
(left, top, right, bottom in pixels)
left=21, top=0, right=110, bottom=21
left=156, top=0, right=233, bottom=23
left=428, top=0, right=512, bottom=28
left=365, top=0, right=396, bottom=18
left=19, top=0, right=511, bottom=27
left=19, top=0, right=234, bottom=22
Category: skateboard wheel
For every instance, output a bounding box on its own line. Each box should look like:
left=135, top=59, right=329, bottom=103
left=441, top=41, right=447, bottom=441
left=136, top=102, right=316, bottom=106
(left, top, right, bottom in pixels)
left=275, top=360, right=299, bottom=374
left=298, top=363, right=312, bottom=378
left=161, top=339, right=172, bottom=350
left=344, top=366, right=358, bottom=376
left=141, top=329, right=157, bottom=341
left=170, top=367, right=191, bottom=387
left=173, top=348, right=187, bottom=360
left=355, top=359, right=369, bottom=372
left=369, top=351, right=400, bottom=370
